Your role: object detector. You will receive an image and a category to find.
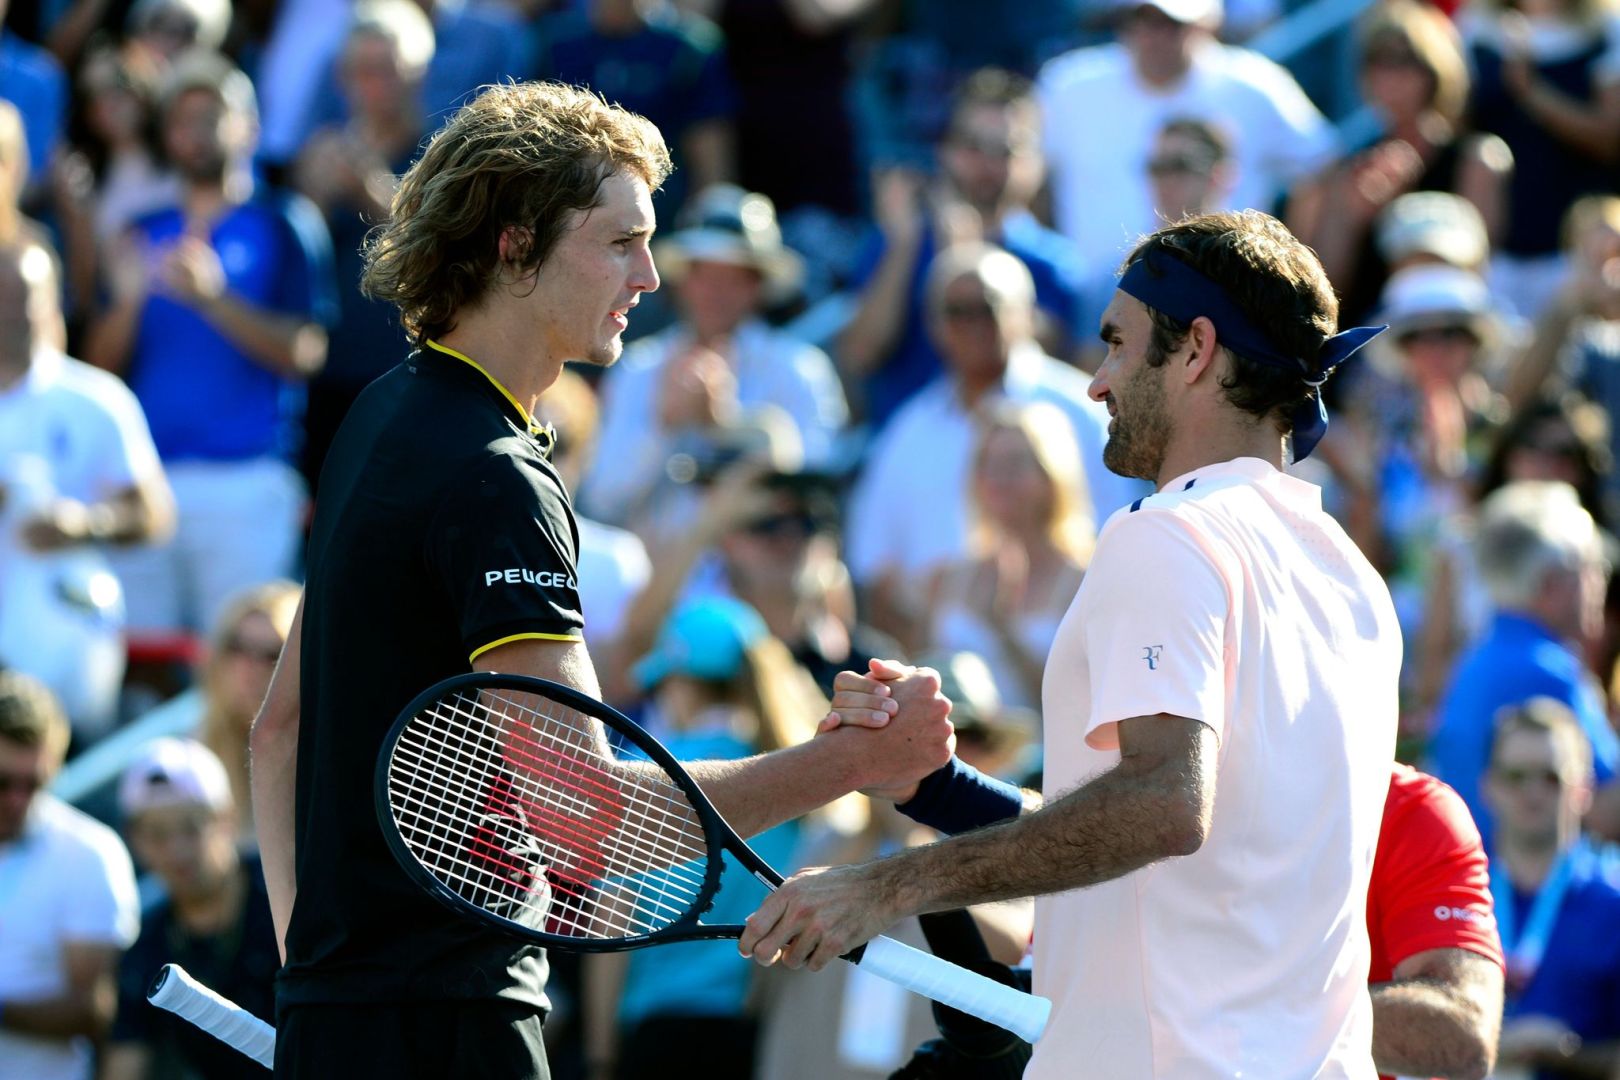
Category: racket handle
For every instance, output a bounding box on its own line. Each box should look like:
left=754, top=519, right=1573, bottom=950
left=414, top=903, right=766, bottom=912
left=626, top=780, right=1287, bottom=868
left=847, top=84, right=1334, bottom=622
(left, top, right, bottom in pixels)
left=855, top=934, right=1050, bottom=1044
left=148, top=963, right=276, bottom=1069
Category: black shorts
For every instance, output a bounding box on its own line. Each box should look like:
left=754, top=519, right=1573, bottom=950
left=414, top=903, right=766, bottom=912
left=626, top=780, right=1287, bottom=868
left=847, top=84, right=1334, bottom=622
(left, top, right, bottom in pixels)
left=274, top=999, right=550, bottom=1079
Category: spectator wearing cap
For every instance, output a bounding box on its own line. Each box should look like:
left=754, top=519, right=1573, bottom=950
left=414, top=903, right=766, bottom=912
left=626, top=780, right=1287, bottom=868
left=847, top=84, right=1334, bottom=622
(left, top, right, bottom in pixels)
left=846, top=243, right=1135, bottom=643
left=1289, top=0, right=1512, bottom=325
left=584, top=597, right=821, bottom=1080
left=583, top=183, right=848, bottom=539
left=0, top=670, right=140, bottom=1080
left=1338, top=264, right=1507, bottom=650
left=1430, top=482, right=1620, bottom=841
left=0, top=240, right=173, bottom=740
left=920, top=400, right=1093, bottom=712
left=1035, top=0, right=1337, bottom=281
left=85, top=52, right=337, bottom=636
left=103, top=737, right=278, bottom=1080
left=840, top=68, right=1092, bottom=425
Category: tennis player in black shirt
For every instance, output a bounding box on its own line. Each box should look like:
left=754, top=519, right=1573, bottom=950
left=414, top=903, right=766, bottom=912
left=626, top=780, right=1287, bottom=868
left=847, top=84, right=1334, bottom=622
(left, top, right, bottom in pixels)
left=247, top=82, right=954, bottom=1078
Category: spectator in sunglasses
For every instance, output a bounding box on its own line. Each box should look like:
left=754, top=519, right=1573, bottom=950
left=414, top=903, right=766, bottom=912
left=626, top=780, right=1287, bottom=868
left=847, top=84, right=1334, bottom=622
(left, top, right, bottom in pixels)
left=1482, top=698, right=1620, bottom=1078
left=1145, top=117, right=1233, bottom=225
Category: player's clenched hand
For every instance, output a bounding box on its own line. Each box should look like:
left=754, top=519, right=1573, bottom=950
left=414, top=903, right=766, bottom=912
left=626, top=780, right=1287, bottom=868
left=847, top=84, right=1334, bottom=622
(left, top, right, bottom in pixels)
left=819, top=659, right=953, bottom=802
left=817, top=660, right=904, bottom=731
left=740, top=864, right=900, bottom=971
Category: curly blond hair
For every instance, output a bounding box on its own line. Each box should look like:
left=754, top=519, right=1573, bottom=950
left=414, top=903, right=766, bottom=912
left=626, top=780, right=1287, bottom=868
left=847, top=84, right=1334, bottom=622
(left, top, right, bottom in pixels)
left=362, top=81, right=672, bottom=343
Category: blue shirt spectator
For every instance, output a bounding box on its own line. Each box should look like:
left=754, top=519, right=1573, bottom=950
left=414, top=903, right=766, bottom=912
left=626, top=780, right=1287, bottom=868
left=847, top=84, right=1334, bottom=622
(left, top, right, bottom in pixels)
left=1497, top=845, right=1620, bottom=1080
left=0, top=28, right=67, bottom=180
left=1432, top=612, right=1619, bottom=840
left=126, top=191, right=338, bottom=462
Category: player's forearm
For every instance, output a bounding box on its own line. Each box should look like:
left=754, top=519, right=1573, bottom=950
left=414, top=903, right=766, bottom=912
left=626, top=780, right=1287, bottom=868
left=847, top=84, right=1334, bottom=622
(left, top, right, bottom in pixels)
left=688, top=737, right=866, bottom=839
left=878, top=757, right=1206, bottom=916
left=196, top=294, right=327, bottom=379
left=1370, top=980, right=1496, bottom=1080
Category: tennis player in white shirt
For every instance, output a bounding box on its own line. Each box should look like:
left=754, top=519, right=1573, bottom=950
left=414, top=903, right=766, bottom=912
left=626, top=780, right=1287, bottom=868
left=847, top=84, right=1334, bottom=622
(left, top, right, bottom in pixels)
left=740, top=209, right=1403, bottom=1078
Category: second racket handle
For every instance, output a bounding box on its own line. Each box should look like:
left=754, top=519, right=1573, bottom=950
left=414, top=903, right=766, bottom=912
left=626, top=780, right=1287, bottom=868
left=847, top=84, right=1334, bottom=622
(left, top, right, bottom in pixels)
left=855, top=934, right=1051, bottom=1044
left=148, top=964, right=276, bottom=1069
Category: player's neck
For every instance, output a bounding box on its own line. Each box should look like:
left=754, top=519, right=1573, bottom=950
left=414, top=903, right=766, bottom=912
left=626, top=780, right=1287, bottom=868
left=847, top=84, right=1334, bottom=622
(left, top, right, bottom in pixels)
left=437, top=313, right=561, bottom=421
left=1154, top=418, right=1284, bottom=489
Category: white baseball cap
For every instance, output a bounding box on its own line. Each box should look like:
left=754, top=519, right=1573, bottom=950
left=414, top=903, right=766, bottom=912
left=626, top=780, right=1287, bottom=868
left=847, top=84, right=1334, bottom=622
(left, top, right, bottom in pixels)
left=1120, top=0, right=1224, bottom=26
left=119, top=738, right=233, bottom=818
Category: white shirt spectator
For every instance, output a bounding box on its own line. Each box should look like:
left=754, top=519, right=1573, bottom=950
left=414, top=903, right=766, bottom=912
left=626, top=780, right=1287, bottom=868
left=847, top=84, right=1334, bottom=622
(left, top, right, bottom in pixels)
left=846, top=343, right=1141, bottom=591
left=1032, top=457, right=1400, bottom=1079
left=583, top=318, right=849, bottom=525
left=576, top=515, right=653, bottom=649
left=1037, top=40, right=1337, bottom=274
left=0, top=347, right=164, bottom=734
left=0, top=794, right=140, bottom=1080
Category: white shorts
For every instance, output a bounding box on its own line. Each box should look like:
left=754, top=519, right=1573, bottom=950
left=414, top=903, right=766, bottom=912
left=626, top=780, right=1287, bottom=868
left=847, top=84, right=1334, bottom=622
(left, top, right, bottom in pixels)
left=109, top=457, right=305, bottom=634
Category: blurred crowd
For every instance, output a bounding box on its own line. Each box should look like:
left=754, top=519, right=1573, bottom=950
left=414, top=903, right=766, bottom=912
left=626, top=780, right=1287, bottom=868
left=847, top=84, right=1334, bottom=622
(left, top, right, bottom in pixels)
left=4, top=0, right=1620, bottom=1076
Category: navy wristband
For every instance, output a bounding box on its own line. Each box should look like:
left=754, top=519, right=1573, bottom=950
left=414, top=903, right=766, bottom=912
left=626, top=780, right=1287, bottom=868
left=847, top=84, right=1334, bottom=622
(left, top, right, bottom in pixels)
left=896, top=755, right=1024, bottom=836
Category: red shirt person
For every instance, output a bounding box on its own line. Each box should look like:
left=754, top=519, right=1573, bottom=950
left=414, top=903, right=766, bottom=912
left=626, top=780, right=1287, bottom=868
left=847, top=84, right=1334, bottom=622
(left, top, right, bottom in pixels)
left=1367, top=763, right=1505, bottom=1080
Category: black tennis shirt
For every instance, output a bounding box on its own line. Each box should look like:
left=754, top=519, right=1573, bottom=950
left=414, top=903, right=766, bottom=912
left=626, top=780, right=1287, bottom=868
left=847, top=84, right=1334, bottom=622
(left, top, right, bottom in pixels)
left=280, top=341, right=584, bottom=1008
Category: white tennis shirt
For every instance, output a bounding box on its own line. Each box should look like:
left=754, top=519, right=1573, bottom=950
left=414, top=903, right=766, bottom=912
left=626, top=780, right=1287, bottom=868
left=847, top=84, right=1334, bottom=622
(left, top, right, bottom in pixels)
left=1032, top=457, right=1400, bottom=1079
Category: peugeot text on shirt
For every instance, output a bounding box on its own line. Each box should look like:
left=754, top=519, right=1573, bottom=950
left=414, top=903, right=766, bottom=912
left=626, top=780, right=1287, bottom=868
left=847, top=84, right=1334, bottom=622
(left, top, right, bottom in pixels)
left=483, top=568, right=579, bottom=589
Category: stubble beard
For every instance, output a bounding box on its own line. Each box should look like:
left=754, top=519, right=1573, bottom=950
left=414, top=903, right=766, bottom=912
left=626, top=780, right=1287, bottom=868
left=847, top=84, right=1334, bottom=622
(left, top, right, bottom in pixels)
left=1102, top=365, right=1172, bottom=482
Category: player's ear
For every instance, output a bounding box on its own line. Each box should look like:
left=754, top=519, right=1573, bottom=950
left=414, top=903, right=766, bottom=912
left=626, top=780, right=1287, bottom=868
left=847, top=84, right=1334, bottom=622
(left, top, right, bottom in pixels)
left=1182, top=315, right=1219, bottom=385
left=497, top=226, right=535, bottom=272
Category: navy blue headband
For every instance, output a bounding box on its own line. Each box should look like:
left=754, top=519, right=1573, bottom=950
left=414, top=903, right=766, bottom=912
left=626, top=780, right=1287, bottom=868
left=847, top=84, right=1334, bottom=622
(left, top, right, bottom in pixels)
left=1116, top=251, right=1386, bottom=460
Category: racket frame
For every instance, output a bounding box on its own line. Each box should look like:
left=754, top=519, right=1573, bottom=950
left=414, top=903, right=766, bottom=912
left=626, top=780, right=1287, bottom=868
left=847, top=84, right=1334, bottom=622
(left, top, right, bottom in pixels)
left=374, top=670, right=787, bottom=952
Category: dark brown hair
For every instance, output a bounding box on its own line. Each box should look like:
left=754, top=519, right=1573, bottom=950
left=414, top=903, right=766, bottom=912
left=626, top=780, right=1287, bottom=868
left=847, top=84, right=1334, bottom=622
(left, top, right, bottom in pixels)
left=361, top=81, right=672, bottom=343
left=1122, top=210, right=1339, bottom=434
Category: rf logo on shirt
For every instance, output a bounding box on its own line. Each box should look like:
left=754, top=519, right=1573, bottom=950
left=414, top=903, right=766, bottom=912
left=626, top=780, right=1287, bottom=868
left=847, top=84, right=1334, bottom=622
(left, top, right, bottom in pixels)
left=1143, top=645, right=1164, bottom=670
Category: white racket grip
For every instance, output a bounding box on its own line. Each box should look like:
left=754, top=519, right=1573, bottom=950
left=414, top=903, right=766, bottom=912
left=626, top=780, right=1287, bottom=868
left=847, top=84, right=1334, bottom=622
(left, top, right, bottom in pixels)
left=148, top=963, right=276, bottom=1069
left=855, top=934, right=1051, bottom=1044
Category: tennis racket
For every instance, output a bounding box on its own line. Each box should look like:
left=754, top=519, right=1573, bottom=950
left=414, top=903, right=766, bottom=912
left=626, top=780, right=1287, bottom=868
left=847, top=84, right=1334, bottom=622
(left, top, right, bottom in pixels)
left=147, top=964, right=275, bottom=1069
left=374, top=671, right=1051, bottom=1044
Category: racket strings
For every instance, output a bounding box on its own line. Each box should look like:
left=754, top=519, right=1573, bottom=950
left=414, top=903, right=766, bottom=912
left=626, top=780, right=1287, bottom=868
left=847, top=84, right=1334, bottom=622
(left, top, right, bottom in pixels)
left=387, top=689, right=715, bottom=940
left=390, top=720, right=702, bottom=940
left=389, top=701, right=703, bottom=935
left=430, top=696, right=709, bottom=926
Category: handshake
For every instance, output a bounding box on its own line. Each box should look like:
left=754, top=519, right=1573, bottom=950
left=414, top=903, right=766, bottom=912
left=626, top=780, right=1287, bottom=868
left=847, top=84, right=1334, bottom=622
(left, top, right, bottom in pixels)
left=814, top=657, right=957, bottom=804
